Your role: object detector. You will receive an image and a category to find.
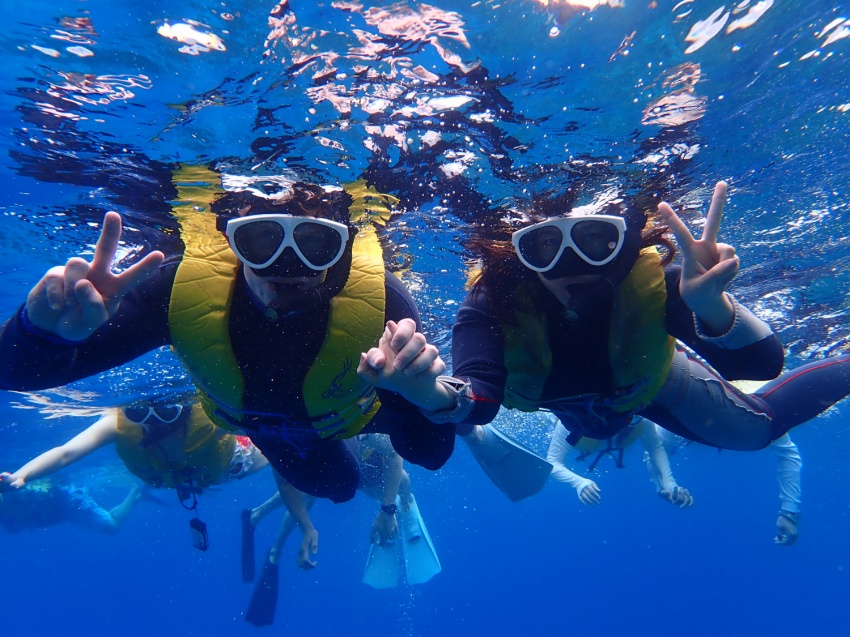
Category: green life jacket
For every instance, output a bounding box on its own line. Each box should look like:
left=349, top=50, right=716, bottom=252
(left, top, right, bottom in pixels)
left=166, top=167, right=385, bottom=440
left=114, top=407, right=235, bottom=490
left=502, top=248, right=676, bottom=415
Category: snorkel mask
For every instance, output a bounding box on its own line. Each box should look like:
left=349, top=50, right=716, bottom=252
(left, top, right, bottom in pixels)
left=214, top=181, right=354, bottom=280
left=213, top=181, right=356, bottom=318
left=512, top=207, right=644, bottom=284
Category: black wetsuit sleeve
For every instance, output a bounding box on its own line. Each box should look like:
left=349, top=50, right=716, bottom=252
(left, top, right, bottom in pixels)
left=378, top=272, right=455, bottom=469
left=450, top=289, right=505, bottom=425
left=0, top=259, right=177, bottom=391
left=663, top=265, right=784, bottom=380
left=383, top=271, right=422, bottom=327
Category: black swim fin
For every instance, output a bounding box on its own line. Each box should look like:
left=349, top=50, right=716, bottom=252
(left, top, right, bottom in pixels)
left=245, top=551, right=279, bottom=627
left=241, top=509, right=256, bottom=583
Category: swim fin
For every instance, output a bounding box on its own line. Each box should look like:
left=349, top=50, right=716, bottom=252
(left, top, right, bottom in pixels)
left=399, top=494, right=441, bottom=585
left=241, top=509, right=255, bottom=583
left=362, top=536, right=401, bottom=589
left=245, top=551, right=279, bottom=627
left=463, top=424, right=553, bottom=502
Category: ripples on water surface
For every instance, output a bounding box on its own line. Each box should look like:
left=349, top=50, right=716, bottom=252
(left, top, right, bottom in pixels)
left=0, top=1, right=849, bottom=634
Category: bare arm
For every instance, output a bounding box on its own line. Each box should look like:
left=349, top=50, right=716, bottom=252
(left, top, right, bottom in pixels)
left=0, top=411, right=118, bottom=491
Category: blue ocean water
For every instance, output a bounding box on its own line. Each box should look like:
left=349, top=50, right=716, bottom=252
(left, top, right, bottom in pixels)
left=1, top=0, right=849, bottom=635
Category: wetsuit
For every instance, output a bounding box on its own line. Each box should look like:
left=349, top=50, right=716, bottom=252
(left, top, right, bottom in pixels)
left=0, top=257, right=454, bottom=502
left=445, top=265, right=850, bottom=451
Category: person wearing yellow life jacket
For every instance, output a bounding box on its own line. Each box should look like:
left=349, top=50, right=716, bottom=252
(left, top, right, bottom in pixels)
left=0, top=399, right=269, bottom=499
left=360, top=181, right=850, bottom=457
left=0, top=174, right=454, bottom=518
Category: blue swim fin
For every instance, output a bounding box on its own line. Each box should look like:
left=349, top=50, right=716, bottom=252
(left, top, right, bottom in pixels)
left=362, top=540, right=401, bottom=589
left=399, top=494, right=441, bottom=585
left=464, top=424, right=553, bottom=502
left=245, top=551, right=279, bottom=626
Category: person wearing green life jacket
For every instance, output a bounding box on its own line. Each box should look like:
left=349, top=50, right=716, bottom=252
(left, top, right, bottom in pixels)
left=0, top=175, right=454, bottom=535
left=359, top=181, right=850, bottom=457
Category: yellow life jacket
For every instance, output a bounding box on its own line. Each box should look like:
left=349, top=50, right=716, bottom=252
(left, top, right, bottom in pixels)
left=114, top=407, right=235, bottom=489
left=502, top=248, right=676, bottom=414
left=167, top=167, right=385, bottom=439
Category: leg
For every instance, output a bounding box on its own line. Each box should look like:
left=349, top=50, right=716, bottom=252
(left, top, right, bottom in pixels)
left=250, top=490, right=284, bottom=528
left=755, top=354, right=850, bottom=426
left=646, top=351, right=850, bottom=450
left=269, top=496, right=314, bottom=565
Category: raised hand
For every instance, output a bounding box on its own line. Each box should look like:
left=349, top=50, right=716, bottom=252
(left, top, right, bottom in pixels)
left=658, top=181, right=738, bottom=334
left=25, top=212, right=164, bottom=341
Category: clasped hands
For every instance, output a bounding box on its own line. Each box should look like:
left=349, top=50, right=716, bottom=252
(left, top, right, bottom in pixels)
left=357, top=318, right=447, bottom=410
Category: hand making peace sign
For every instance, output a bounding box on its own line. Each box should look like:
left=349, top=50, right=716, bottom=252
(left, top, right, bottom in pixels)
left=25, top=211, right=165, bottom=342
left=658, top=181, right=739, bottom=334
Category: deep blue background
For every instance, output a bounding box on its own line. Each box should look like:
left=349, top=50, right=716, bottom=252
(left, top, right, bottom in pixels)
left=2, top=1, right=850, bottom=635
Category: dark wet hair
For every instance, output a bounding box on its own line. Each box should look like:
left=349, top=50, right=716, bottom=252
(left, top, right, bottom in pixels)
left=467, top=190, right=675, bottom=325
left=212, top=181, right=353, bottom=230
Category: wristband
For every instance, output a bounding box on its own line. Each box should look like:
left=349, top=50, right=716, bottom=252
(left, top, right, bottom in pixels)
left=380, top=503, right=398, bottom=515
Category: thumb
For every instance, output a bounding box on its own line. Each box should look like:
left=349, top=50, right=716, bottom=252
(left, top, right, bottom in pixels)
left=706, top=258, right=739, bottom=289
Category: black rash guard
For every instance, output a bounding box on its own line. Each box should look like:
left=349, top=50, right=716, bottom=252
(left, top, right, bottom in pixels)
left=451, top=265, right=786, bottom=428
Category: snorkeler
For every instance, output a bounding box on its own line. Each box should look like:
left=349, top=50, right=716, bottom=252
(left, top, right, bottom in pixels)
left=0, top=399, right=268, bottom=495
left=546, top=415, right=693, bottom=508
left=0, top=179, right=453, bottom=516
left=0, top=397, right=270, bottom=549
left=0, top=478, right=140, bottom=536
left=359, top=181, right=850, bottom=457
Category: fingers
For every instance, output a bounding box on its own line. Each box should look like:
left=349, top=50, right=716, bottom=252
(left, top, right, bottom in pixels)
left=359, top=349, right=387, bottom=375
left=702, top=181, right=727, bottom=244
left=113, top=251, right=164, bottom=299
left=657, top=201, right=695, bottom=252
left=391, top=329, right=428, bottom=370
left=63, top=258, right=91, bottom=309
left=675, top=487, right=694, bottom=508
left=89, top=212, right=123, bottom=276
left=388, top=318, right=415, bottom=352
left=73, top=279, right=109, bottom=327
left=42, top=266, right=68, bottom=311
left=400, top=346, right=445, bottom=377
left=579, top=483, right=602, bottom=506
left=703, top=256, right=740, bottom=290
